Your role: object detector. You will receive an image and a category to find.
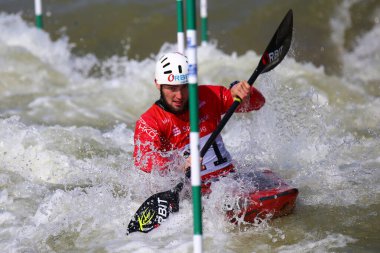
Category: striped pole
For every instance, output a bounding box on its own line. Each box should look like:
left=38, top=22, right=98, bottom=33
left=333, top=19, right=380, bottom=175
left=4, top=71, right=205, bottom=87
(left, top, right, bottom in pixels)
left=176, top=0, right=185, bottom=54
left=186, top=0, right=202, bottom=252
left=34, top=0, right=43, bottom=29
left=200, top=0, right=208, bottom=45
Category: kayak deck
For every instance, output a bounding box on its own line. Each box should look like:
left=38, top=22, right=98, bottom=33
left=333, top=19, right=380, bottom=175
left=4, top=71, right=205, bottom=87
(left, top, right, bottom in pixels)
left=218, top=168, right=298, bottom=223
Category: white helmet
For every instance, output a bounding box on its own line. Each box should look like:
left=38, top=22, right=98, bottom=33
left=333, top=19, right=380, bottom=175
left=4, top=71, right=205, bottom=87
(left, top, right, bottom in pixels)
left=155, top=52, right=188, bottom=85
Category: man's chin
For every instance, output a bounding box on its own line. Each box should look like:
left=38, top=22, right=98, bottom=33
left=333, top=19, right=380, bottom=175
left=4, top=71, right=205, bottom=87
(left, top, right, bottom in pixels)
left=169, top=105, right=186, bottom=114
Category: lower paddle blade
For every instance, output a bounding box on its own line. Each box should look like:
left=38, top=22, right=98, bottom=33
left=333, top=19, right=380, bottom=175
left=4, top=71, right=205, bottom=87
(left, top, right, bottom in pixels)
left=126, top=182, right=183, bottom=234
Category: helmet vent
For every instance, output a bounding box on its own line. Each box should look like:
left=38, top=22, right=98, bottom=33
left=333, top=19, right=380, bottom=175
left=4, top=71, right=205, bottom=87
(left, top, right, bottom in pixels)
left=164, top=70, right=172, bottom=74
left=161, top=57, right=168, bottom=63
left=163, top=62, right=170, bottom=68
left=178, top=65, right=182, bottom=73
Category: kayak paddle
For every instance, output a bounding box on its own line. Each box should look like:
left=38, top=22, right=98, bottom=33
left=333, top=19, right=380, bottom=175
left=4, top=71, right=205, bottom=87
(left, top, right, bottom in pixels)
left=127, top=9, right=293, bottom=235
left=200, top=9, right=293, bottom=156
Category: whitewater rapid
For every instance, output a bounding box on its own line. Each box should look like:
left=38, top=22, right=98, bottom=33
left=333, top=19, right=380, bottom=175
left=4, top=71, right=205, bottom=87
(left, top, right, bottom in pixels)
left=1, top=4, right=379, bottom=252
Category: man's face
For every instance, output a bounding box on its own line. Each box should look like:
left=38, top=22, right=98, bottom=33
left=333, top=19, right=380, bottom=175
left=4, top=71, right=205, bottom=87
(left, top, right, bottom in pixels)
left=159, top=84, right=189, bottom=113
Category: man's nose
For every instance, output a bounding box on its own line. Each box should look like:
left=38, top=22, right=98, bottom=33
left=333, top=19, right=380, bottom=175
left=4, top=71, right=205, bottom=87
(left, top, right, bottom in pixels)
left=175, top=90, right=183, bottom=99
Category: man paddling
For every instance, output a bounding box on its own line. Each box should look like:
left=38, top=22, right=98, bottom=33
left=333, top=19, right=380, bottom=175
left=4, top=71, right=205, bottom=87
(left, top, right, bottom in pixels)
left=128, top=11, right=294, bottom=235
left=133, top=52, right=265, bottom=190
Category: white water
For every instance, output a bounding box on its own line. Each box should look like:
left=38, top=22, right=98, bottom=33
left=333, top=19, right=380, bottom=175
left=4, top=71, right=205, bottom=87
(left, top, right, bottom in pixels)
left=0, top=9, right=379, bottom=253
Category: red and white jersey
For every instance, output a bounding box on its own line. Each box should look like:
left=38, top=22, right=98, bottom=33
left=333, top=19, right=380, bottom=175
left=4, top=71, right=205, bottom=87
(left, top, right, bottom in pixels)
left=133, top=84, right=265, bottom=178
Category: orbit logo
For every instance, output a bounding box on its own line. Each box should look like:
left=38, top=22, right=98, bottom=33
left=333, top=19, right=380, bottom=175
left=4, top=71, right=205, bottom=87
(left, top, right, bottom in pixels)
left=168, top=74, right=188, bottom=83
left=262, top=46, right=283, bottom=65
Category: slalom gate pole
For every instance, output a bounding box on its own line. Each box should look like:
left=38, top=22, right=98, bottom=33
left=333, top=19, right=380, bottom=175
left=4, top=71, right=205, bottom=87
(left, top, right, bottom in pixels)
left=177, top=0, right=185, bottom=53
left=186, top=0, right=203, bottom=252
left=34, top=0, right=43, bottom=29
left=200, top=0, right=208, bottom=45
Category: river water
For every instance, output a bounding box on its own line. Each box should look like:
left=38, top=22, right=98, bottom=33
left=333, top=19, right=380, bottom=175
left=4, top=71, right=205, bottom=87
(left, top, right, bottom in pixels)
left=0, top=0, right=379, bottom=252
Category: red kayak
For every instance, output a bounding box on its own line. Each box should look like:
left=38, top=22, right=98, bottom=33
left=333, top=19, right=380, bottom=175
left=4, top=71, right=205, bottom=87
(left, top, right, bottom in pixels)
left=127, top=168, right=297, bottom=234
left=208, top=168, right=298, bottom=224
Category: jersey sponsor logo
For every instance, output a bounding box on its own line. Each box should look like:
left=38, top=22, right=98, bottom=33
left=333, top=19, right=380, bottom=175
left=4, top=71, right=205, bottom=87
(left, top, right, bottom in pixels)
left=199, top=114, right=209, bottom=122
left=173, top=126, right=181, bottom=136
left=182, top=125, right=190, bottom=132
left=200, top=125, right=207, bottom=133
left=138, top=118, right=158, bottom=138
left=162, top=118, right=170, bottom=124
left=168, top=73, right=188, bottom=83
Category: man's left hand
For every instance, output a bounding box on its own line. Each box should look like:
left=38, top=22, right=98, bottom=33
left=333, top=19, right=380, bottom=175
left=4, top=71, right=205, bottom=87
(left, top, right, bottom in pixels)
left=230, top=80, right=251, bottom=101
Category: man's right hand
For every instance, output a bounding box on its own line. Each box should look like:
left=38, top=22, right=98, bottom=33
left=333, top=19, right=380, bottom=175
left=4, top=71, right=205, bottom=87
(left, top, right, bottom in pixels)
left=183, top=156, right=204, bottom=176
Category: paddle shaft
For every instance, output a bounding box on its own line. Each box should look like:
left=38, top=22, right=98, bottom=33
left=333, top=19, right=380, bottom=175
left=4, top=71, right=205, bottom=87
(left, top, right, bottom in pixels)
left=200, top=67, right=262, bottom=157
left=200, top=8, right=293, bottom=157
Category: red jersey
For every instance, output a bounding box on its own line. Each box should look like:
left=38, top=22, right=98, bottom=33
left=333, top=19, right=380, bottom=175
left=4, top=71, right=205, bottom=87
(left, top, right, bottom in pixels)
left=133, top=84, right=265, bottom=178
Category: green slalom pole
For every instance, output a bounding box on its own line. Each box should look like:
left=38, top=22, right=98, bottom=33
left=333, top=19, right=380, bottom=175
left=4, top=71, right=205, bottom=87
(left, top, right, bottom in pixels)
left=186, top=0, right=203, bottom=252
left=177, top=0, right=185, bottom=54
left=34, top=0, right=43, bottom=29
left=200, top=0, right=208, bottom=45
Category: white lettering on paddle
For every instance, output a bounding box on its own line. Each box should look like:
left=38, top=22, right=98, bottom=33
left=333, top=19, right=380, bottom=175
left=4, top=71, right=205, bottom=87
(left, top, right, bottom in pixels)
left=268, top=46, right=283, bottom=63
left=157, top=197, right=168, bottom=224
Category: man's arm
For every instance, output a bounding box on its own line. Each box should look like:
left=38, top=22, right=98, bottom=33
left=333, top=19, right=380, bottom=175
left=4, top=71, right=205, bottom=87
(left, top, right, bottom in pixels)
left=133, top=117, right=170, bottom=173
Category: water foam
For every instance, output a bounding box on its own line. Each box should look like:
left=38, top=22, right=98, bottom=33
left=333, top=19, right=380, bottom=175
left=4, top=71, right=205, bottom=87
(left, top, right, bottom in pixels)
left=0, top=9, right=378, bottom=253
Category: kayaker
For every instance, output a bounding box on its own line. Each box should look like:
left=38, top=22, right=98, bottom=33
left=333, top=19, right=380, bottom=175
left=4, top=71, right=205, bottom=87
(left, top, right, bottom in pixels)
left=133, top=52, right=265, bottom=190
